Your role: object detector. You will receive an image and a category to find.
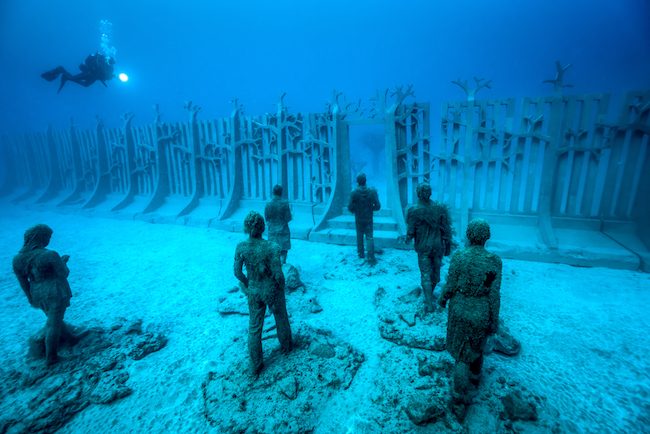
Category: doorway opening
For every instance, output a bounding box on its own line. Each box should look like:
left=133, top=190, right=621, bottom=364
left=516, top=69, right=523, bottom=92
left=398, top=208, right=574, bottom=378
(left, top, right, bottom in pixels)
left=348, top=123, right=387, bottom=205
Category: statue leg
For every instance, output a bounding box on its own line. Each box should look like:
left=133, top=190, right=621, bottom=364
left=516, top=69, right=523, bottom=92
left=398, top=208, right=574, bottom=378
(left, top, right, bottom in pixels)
left=450, top=360, right=470, bottom=419
left=45, top=309, right=66, bottom=365
left=469, top=353, right=485, bottom=387
left=61, top=322, right=89, bottom=345
left=366, top=224, right=376, bottom=264
left=431, top=255, right=442, bottom=293
left=272, top=290, right=292, bottom=353
left=418, top=253, right=434, bottom=311
left=247, top=299, right=266, bottom=376
left=355, top=220, right=365, bottom=258
left=453, top=360, right=470, bottom=396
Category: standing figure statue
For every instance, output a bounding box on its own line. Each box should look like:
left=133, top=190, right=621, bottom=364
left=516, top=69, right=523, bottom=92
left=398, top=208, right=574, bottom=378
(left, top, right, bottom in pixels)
left=12, top=224, right=85, bottom=366
left=438, top=218, right=502, bottom=419
left=405, top=182, right=453, bottom=312
left=348, top=172, right=381, bottom=265
left=234, top=211, right=293, bottom=377
left=264, top=185, right=292, bottom=265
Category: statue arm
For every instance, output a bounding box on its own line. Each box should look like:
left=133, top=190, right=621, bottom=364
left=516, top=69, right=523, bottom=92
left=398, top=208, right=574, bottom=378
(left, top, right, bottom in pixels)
left=271, top=245, right=285, bottom=288
left=372, top=188, right=381, bottom=211
left=440, top=207, right=453, bottom=256
left=487, top=257, right=502, bottom=334
left=347, top=191, right=356, bottom=213
left=284, top=203, right=292, bottom=223
left=405, top=208, right=415, bottom=244
left=233, top=245, right=248, bottom=288
left=12, top=260, right=33, bottom=306
left=43, top=250, right=69, bottom=279
left=438, top=252, right=460, bottom=307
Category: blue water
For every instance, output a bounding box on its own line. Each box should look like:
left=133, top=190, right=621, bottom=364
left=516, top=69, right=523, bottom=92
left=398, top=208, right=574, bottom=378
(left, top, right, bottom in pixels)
left=1, top=0, right=648, bottom=135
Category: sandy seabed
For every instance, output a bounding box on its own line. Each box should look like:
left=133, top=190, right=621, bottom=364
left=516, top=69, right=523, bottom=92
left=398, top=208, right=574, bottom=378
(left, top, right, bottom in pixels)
left=0, top=206, right=648, bottom=434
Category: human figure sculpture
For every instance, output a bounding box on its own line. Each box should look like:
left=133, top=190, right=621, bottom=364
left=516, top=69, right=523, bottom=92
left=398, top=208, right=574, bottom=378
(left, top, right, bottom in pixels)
left=438, top=218, right=502, bottom=418
left=405, top=182, right=453, bottom=311
left=12, top=224, right=85, bottom=366
left=264, top=184, right=292, bottom=265
left=348, top=172, right=381, bottom=264
left=234, top=211, right=292, bottom=377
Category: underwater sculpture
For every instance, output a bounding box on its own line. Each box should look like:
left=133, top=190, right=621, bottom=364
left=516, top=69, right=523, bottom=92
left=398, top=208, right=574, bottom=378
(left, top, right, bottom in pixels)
left=405, top=182, right=453, bottom=312
left=12, top=224, right=86, bottom=365
left=234, top=211, right=293, bottom=377
left=264, top=184, right=292, bottom=265
left=438, top=218, right=502, bottom=418
left=348, top=172, right=381, bottom=264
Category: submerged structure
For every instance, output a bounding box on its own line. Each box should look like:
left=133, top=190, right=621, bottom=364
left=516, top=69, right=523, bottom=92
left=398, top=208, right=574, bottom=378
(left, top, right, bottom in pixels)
left=1, top=63, right=649, bottom=270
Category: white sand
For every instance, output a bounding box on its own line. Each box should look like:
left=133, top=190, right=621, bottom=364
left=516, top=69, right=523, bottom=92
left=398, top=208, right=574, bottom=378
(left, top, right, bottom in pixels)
left=0, top=206, right=648, bottom=433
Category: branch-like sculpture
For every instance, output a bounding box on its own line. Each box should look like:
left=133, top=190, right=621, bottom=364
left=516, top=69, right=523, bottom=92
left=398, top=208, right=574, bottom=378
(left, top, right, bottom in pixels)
left=452, top=77, right=492, bottom=102
left=252, top=92, right=303, bottom=153
left=121, top=111, right=135, bottom=129
left=369, top=85, right=415, bottom=118
left=325, top=90, right=364, bottom=119
left=184, top=101, right=202, bottom=122
left=153, top=104, right=164, bottom=125
left=543, top=61, right=573, bottom=97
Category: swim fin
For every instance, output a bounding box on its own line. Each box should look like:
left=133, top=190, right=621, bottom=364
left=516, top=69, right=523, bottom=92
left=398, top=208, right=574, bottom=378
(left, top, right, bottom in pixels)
left=57, top=73, right=69, bottom=94
left=41, top=66, right=64, bottom=82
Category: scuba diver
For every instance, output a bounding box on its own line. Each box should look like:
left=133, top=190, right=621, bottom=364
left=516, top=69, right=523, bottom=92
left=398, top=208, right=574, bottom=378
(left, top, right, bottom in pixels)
left=41, top=52, right=115, bottom=93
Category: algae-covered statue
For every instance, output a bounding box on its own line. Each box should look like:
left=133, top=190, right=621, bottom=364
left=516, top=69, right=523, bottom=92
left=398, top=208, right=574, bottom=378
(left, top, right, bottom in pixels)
left=348, top=172, right=381, bottom=264
left=438, top=218, right=502, bottom=417
left=405, top=182, right=453, bottom=312
left=12, top=224, right=86, bottom=366
left=264, top=184, right=292, bottom=265
left=234, top=211, right=293, bottom=377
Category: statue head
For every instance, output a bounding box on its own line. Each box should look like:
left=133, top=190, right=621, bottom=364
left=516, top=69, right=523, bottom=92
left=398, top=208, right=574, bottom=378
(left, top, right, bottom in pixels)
left=467, top=218, right=490, bottom=246
left=416, top=182, right=432, bottom=201
left=244, top=211, right=265, bottom=238
left=356, top=172, right=366, bottom=186
left=272, top=184, right=283, bottom=197
left=21, top=224, right=53, bottom=252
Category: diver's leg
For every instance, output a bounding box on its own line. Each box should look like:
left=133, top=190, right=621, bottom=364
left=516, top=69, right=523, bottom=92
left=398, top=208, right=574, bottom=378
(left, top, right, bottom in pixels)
left=45, top=309, right=65, bottom=365
left=272, top=290, right=292, bottom=353
left=67, top=73, right=97, bottom=88
left=355, top=220, right=365, bottom=258
left=247, top=299, right=266, bottom=376
left=77, top=77, right=97, bottom=87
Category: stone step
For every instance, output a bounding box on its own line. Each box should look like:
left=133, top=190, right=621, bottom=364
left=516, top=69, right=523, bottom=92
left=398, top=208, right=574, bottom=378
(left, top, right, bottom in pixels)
left=309, top=228, right=407, bottom=250
left=326, top=215, right=398, bottom=231
left=341, top=208, right=395, bottom=218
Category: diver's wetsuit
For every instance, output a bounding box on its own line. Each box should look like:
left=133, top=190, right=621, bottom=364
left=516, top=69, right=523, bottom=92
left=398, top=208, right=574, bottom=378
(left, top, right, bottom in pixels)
left=41, top=52, right=115, bottom=93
